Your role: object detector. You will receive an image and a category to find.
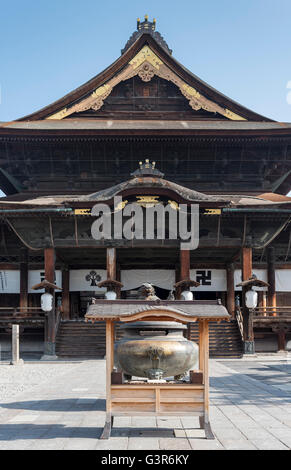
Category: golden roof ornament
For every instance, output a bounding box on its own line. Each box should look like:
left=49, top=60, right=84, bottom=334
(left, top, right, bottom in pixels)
left=132, top=160, right=164, bottom=177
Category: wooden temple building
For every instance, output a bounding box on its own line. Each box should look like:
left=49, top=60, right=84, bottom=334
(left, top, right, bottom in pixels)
left=0, top=16, right=291, bottom=357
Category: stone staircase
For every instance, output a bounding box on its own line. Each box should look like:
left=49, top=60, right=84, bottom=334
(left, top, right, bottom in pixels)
left=56, top=320, right=106, bottom=357
left=56, top=319, right=243, bottom=358
left=189, top=320, right=243, bottom=358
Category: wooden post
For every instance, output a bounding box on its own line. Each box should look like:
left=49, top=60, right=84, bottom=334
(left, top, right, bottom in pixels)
left=199, top=320, right=205, bottom=374
left=100, top=319, right=113, bottom=439
left=177, top=250, right=191, bottom=300
left=242, top=247, right=252, bottom=282
left=107, top=248, right=116, bottom=281
left=241, top=247, right=255, bottom=354
left=10, top=324, right=23, bottom=365
left=199, top=320, right=214, bottom=439
left=43, top=248, right=56, bottom=357
left=267, top=247, right=276, bottom=313
left=19, top=248, right=28, bottom=312
left=180, top=249, right=190, bottom=281
left=61, top=267, right=70, bottom=320
left=203, top=321, right=209, bottom=419
left=226, top=263, right=235, bottom=317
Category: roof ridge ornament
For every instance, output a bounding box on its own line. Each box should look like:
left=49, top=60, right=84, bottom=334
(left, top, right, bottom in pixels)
left=131, top=159, right=164, bottom=178
left=122, top=16, right=172, bottom=56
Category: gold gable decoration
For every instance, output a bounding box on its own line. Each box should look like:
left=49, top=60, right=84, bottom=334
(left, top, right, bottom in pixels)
left=46, top=45, right=246, bottom=121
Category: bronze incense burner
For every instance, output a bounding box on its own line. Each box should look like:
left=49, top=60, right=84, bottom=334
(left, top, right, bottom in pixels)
left=115, top=321, right=198, bottom=380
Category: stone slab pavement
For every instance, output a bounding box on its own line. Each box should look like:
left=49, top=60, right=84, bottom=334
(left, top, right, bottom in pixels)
left=0, top=357, right=291, bottom=450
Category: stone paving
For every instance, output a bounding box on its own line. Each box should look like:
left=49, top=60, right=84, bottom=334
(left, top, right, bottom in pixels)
left=0, top=357, right=291, bottom=450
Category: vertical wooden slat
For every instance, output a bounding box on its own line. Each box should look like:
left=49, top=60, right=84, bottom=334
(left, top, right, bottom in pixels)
left=156, top=388, right=160, bottom=413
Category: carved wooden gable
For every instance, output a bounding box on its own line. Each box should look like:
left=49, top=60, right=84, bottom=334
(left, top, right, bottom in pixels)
left=46, top=46, right=246, bottom=121
left=67, top=76, right=227, bottom=120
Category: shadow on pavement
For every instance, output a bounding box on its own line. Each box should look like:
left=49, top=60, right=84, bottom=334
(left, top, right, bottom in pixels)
left=0, top=398, right=106, bottom=412
left=0, top=424, right=103, bottom=440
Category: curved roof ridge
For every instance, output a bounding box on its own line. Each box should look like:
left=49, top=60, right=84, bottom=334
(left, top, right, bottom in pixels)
left=76, top=175, right=229, bottom=203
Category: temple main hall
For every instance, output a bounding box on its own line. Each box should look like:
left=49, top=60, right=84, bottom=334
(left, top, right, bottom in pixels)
left=0, top=16, right=290, bottom=358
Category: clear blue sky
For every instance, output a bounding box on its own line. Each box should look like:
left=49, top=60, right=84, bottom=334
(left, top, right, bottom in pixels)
left=1, top=0, right=291, bottom=122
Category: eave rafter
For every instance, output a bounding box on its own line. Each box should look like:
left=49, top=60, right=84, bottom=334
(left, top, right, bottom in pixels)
left=46, top=46, right=246, bottom=122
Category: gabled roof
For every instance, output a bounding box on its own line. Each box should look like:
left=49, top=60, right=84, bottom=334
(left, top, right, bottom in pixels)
left=18, top=20, right=272, bottom=123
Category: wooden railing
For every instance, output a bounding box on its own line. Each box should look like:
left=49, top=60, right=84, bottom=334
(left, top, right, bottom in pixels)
left=235, top=306, right=244, bottom=341
left=55, top=307, right=62, bottom=337
left=253, top=306, right=291, bottom=318
left=0, top=307, right=45, bottom=321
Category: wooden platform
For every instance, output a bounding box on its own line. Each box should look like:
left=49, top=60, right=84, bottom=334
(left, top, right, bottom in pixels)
left=111, top=382, right=204, bottom=416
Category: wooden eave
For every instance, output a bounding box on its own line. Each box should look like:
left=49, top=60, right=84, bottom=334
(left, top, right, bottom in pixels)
left=2, top=122, right=291, bottom=139
left=16, top=33, right=272, bottom=123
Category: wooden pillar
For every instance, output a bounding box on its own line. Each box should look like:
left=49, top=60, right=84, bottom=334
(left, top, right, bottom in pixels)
left=199, top=319, right=214, bottom=439
left=177, top=250, right=191, bottom=300
left=19, top=248, right=28, bottom=312
left=43, top=248, right=56, bottom=356
left=241, top=247, right=255, bottom=353
left=100, top=319, right=113, bottom=439
left=226, top=263, right=235, bottom=317
left=199, top=320, right=205, bottom=374
left=61, top=267, right=70, bottom=320
left=242, top=247, right=252, bottom=282
left=267, top=247, right=276, bottom=312
left=180, top=249, right=190, bottom=280
left=203, top=321, right=209, bottom=421
left=107, top=248, right=116, bottom=281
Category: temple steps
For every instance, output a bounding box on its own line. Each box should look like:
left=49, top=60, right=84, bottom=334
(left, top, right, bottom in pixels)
left=56, top=321, right=106, bottom=357
left=189, top=320, right=243, bottom=358
left=56, top=319, right=243, bottom=359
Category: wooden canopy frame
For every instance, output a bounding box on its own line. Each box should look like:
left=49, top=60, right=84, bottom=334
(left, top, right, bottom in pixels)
left=85, top=300, right=229, bottom=440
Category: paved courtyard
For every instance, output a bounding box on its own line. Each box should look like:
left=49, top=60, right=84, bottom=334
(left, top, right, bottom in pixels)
left=0, top=357, right=291, bottom=450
